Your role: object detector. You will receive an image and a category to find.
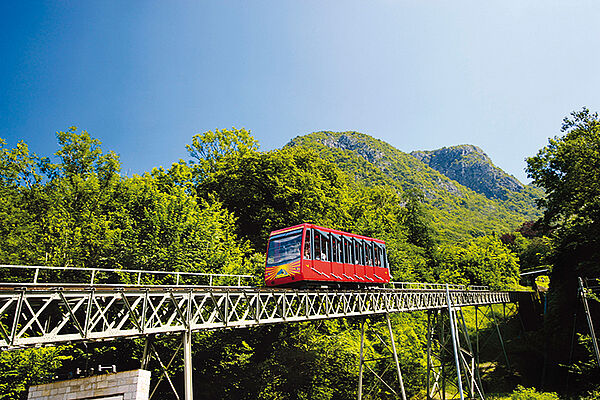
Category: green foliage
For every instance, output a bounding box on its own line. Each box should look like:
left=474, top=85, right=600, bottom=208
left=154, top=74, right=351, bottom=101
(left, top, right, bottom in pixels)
left=195, top=146, right=353, bottom=250
left=0, top=138, right=43, bottom=188
left=186, top=127, right=259, bottom=178
left=525, top=108, right=600, bottom=391
left=190, top=315, right=427, bottom=400
left=38, top=127, right=120, bottom=186
left=434, top=235, right=520, bottom=289
left=561, top=333, right=600, bottom=394
left=0, top=347, right=70, bottom=400
left=580, top=390, right=600, bottom=400
left=509, top=386, right=560, bottom=400
left=525, top=106, right=600, bottom=272
left=527, top=107, right=600, bottom=228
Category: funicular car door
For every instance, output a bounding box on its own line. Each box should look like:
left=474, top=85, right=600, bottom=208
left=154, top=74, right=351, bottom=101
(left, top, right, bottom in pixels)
left=372, top=242, right=386, bottom=282
left=382, top=245, right=391, bottom=282
left=313, top=228, right=332, bottom=281
left=381, top=243, right=391, bottom=282
left=330, top=232, right=344, bottom=281
left=301, top=227, right=314, bottom=282
left=353, top=237, right=365, bottom=282
left=363, top=240, right=375, bottom=282
left=342, top=235, right=355, bottom=283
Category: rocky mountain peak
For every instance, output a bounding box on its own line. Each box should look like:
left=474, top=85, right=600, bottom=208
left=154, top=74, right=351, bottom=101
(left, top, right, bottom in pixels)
left=410, top=144, right=524, bottom=200
left=315, top=131, right=385, bottom=163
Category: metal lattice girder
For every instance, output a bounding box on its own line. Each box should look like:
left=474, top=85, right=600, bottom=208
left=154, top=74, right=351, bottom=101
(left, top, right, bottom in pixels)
left=0, top=286, right=520, bottom=350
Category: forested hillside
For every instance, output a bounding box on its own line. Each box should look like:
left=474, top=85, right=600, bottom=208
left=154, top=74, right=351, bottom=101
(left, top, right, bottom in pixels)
left=1, top=109, right=599, bottom=400
left=287, top=131, right=542, bottom=243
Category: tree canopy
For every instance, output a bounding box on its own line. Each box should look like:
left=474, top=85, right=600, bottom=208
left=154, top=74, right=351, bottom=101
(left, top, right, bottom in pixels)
left=527, top=107, right=600, bottom=230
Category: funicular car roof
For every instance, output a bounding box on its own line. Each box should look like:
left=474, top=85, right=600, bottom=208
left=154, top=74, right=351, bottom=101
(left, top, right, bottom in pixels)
left=269, top=223, right=385, bottom=244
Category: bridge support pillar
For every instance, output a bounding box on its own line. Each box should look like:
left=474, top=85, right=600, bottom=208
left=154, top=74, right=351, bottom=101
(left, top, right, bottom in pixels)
left=358, top=318, right=365, bottom=400
left=183, top=330, right=193, bottom=400
left=356, top=315, right=407, bottom=400
left=386, top=313, right=407, bottom=400
left=141, top=335, right=153, bottom=370
left=427, top=306, right=485, bottom=400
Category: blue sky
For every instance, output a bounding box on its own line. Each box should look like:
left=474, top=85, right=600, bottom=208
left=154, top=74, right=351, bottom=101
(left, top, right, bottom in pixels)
left=2, top=1, right=599, bottom=182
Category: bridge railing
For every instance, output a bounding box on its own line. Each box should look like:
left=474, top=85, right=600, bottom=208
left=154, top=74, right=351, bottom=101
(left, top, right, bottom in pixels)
left=389, top=281, right=489, bottom=291
left=0, top=264, right=255, bottom=287
left=0, top=265, right=492, bottom=291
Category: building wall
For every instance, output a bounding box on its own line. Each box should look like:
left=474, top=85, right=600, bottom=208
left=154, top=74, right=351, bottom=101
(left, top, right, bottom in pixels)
left=27, top=369, right=151, bottom=400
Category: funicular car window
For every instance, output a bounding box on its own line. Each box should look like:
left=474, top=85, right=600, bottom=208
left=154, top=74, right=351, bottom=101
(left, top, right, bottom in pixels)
left=266, top=229, right=303, bottom=267
left=354, top=239, right=363, bottom=265
left=382, top=246, right=388, bottom=268
left=362, top=241, right=370, bottom=266
left=314, top=231, right=321, bottom=260
left=344, top=237, right=348, bottom=263
left=361, top=240, right=366, bottom=265
left=331, top=233, right=341, bottom=263
left=372, top=245, right=378, bottom=267
left=315, top=230, right=330, bottom=261
left=345, top=237, right=353, bottom=264
left=331, top=236, right=337, bottom=263
left=373, top=244, right=382, bottom=267
left=370, top=243, right=375, bottom=267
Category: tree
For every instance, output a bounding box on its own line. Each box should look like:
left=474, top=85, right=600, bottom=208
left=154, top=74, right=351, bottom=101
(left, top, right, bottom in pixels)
left=0, top=139, right=45, bottom=270
left=526, top=107, right=600, bottom=231
left=526, top=106, right=600, bottom=289
left=186, top=127, right=259, bottom=179
left=525, top=107, right=600, bottom=390
left=43, top=127, right=120, bottom=182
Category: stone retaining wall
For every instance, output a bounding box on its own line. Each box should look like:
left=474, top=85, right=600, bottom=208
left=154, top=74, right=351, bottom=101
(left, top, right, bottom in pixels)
left=27, top=369, right=150, bottom=400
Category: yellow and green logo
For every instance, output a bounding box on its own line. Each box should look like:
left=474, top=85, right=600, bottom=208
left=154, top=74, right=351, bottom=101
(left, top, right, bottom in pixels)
left=266, top=260, right=301, bottom=280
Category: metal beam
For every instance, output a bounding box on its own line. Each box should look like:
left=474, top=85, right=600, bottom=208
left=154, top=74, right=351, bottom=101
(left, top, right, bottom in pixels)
left=445, top=285, right=464, bottom=400
left=183, top=331, right=193, bottom=400
left=579, top=277, right=600, bottom=369
left=358, top=318, right=365, bottom=400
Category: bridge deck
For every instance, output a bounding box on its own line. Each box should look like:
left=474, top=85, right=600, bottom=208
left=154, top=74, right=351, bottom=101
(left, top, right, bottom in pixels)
left=0, top=285, right=520, bottom=350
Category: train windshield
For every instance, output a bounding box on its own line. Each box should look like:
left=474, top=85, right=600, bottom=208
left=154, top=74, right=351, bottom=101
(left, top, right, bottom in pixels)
left=266, top=229, right=303, bottom=267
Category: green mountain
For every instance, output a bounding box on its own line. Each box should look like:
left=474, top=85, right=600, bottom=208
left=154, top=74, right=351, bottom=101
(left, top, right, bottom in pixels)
left=286, top=131, right=543, bottom=242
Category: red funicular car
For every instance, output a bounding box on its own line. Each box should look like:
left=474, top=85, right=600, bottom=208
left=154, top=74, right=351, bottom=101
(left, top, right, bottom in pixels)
left=264, top=223, right=390, bottom=287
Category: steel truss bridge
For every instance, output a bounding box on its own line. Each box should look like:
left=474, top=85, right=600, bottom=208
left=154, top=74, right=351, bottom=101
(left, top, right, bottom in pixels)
left=0, top=265, right=526, bottom=400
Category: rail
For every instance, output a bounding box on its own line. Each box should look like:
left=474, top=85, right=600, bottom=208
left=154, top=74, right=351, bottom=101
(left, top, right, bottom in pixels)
left=389, top=281, right=489, bottom=291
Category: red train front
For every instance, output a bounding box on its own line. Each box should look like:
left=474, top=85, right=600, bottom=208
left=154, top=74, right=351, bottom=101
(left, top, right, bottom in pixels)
left=264, top=223, right=390, bottom=287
